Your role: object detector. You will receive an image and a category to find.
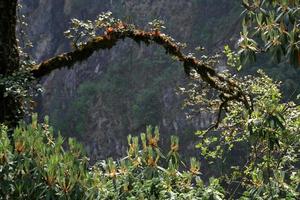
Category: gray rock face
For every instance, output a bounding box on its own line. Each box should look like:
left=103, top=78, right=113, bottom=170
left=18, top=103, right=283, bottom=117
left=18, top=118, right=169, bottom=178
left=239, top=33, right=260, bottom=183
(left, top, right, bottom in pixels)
left=22, top=0, right=240, bottom=161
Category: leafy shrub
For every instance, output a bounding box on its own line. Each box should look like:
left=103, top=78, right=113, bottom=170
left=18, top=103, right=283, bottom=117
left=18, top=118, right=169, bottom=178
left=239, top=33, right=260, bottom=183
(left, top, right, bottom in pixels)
left=182, top=69, right=300, bottom=199
left=0, top=115, right=224, bottom=199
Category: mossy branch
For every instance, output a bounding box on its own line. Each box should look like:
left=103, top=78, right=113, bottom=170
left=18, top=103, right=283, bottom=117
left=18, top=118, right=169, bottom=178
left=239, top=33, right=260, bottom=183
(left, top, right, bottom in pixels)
left=31, top=25, right=251, bottom=112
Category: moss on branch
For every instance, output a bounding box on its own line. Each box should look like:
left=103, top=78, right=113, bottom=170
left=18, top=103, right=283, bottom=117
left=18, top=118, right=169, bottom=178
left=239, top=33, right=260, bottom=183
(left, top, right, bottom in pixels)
left=31, top=25, right=250, bottom=111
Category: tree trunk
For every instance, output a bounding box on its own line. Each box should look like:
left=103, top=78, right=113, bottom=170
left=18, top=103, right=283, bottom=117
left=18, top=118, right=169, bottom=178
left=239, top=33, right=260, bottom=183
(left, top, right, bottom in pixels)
left=0, top=0, right=21, bottom=127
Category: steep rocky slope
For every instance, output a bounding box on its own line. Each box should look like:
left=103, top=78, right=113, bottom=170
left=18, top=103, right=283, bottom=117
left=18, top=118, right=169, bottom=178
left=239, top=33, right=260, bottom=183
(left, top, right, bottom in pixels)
left=21, top=0, right=242, bottom=162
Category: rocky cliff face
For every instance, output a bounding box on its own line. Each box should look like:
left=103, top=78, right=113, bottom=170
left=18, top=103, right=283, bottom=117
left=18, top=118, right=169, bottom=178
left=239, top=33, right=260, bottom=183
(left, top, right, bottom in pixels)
left=21, top=0, right=241, bottom=162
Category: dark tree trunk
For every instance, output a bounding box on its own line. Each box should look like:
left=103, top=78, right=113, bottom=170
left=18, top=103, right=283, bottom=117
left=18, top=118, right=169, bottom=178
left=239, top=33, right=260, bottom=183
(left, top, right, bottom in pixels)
left=0, top=0, right=21, bottom=127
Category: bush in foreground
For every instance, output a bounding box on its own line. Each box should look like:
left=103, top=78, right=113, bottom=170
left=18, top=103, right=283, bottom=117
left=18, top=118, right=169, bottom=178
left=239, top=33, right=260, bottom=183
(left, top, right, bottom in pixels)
left=0, top=115, right=224, bottom=200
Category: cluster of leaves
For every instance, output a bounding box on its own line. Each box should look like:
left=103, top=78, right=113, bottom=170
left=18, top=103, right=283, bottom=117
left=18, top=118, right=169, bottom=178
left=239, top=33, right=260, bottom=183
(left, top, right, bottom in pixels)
left=224, top=45, right=242, bottom=71
left=0, top=53, right=41, bottom=126
left=240, top=0, right=300, bottom=66
left=0, top=114, right=225, bottom=199
left=64, top=12, right=128, bottom=48
left=181, top=70, right=300, bottom=198
left=0, top=65, right=33, bottom=110
left=63, top=12, right=189, bottom=53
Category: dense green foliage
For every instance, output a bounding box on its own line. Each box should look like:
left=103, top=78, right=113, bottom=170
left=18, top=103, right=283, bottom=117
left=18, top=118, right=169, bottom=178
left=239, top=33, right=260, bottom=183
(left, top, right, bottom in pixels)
left=0, top=116, right=225, bottom=199
left=181, top=69, right=300, bottom=198
left=240, top=0, right=300, bottom=66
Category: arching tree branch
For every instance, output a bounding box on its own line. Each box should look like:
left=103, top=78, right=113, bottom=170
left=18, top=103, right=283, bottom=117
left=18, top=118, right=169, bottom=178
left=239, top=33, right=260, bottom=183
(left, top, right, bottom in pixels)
left=31, top=24, right=251, bottom=112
